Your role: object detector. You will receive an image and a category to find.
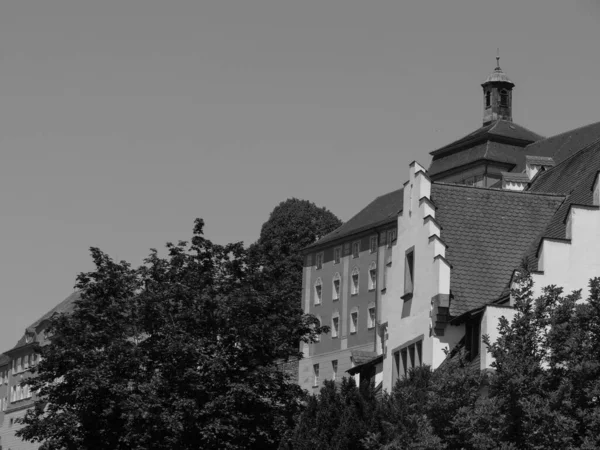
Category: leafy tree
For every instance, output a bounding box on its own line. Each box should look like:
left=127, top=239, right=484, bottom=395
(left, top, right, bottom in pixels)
left=17, top=219, right=326, bottom=450
left=459, top=273, right=600, bottom=449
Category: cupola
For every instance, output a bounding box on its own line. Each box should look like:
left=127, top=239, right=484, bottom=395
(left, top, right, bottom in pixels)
left=482, top=54, right=514, bottom=125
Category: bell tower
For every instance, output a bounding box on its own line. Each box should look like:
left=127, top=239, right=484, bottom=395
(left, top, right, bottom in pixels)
left=481, top=53, right=514, bottom=126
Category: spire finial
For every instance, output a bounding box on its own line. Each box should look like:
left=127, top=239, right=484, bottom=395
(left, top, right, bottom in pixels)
left=496, top=48, right=500, bottom=69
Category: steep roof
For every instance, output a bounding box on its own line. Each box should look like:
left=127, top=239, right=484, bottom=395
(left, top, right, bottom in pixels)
left=432, top=183, right=565, bottom=317
left=515, top=120, right=600, bottom=172
left=430, top=120, right=543, bottom=158
left=304, top=188, right=403, bottom=250
left=10, top=291, right=81, bottom=351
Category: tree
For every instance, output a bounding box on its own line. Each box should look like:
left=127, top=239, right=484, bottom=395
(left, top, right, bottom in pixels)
left=459, top=273, right=600, bottom=449
left=249, top=198, right=342, bottom=298
left=17, top=219, right=326, bottom=450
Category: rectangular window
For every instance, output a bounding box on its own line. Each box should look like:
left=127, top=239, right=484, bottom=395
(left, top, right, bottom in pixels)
left=394, top=339, right=424, bottom=380
left=313, top=364, right=319, bottom=387
left=17, top=357, right=22, bottom=373
left=352, top=241, right=360, bottom=258
left=332, top=317, right=339, bottom=338
left=387, top=229, right=396, bottom=248
left=332, top=360, right=338, bottom=381
left=316, top=252, right=324, bottom=270
left=334, top=247, right=341, bottom=264
left=369, top=236, right=378, bottom=253
left=315, top=284, right=322, bottom=304
left=24, top=354, right=29, bottom=370
left=404, top=249, right=415, bottom=295
left=350, top=311, right=358, bottom=334
left=368, top=307, right=376, bottom=329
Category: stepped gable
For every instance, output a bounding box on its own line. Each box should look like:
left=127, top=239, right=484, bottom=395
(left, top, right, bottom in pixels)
left=304, top=188, right=403, bottom=250
left=431, top=183, right=564, bottom=317
left=516, top=121, right=600, bottom=172
left=429, top=120, right=543, bottom=177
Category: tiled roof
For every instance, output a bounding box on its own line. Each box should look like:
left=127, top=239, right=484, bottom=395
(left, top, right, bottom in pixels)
left=525, top=155, right=555, bottom=167
left=432, top=184, right=565, bottom=317
left=525, top=138, right=600, bottom=255
left=501, top=172, right=530, bottom=183
left=11, top=291, right=81, bottom=351
left=304, top=188, right=403, bottom=250
left=349, top=350, right=378, bottom=366
left=514, top=120, right=600, bottom=172
left=430, top=120, right=543, bottom=157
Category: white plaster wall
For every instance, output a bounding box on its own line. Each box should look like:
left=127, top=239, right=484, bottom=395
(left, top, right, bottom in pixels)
left=480, top=305, right=517, bottom=371
left=533, top=207, right=600, bottom=301
left=382, top=162, right=462, bottom=392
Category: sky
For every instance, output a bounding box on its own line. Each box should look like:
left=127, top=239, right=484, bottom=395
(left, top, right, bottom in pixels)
left=1, top=0, right=600, bottom=348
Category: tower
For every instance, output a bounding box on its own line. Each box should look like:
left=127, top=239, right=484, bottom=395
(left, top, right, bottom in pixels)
left=481, top=53, right=514, bottom=125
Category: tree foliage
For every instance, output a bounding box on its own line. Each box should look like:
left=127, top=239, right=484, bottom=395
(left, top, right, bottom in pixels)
left=17, top=218, right=326, bottom=450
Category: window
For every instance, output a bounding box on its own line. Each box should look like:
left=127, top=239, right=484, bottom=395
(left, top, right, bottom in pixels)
left=331, top=315, right=339, bottom=338
left=350, top=311, right=358, bottom=334
left=314, top=278, right=323, bottom=305
left=369, top=235, right=378, bottom=254
left=313, top=364, right=319, bottom=387
left=315, top=318, right=321, bottom=342
left=352, top=241, right=360, bottom=258
left=393, top=339, right=423, bottom=381
left=24, top=354, right=29, bottom=370
left=334, top=246, right=342, bottom=264
left=368, top=306, right=376, bottom=329
left=316, top=252, right=324, bottom=270
left=332, top=273, right=341, bottom=300
left=17, top=357, right=22, bottom=373
left=332, top=360, right=338, bottom=381
left=500, top=89, right=509, bottom=107
left=387, top=229, right=396, bottom=248
left=404, top=249, right=415, bottom=295
left=465, top=320, right=481, bottom=361
left=351, top=267, right=359, bottom=295
left=485, top=90, right=491, bottom=107
left=368, top=262, right=377, bottom=291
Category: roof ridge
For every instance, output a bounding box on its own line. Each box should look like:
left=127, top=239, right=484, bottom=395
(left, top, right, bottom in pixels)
left=530, top=120, right=600, bottom=146
left=532, top=135, right=600, bottom=187
left=502, top=121, right=545, bottom=140
left=432, top=181, right=566, bottom=198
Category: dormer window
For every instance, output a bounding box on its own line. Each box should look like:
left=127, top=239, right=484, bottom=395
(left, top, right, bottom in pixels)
left=485, top=91, right=491, bottom=108
left=500, top=89, right=509, bottom=107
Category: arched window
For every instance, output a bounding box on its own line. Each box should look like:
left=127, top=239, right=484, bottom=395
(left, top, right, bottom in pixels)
left=485, top=90, right=491, bottom=108
left=350, top=307, right=359, bottom=334
left=351, top=267, right=360, bottom=295
left=331, top=311, right=340, bottom=338
left=500, top=89, right=509, bottom=107
left=368, top=261, right=377, bottom=291
left=332, top=273, right=341, bottom=300
left=314, top=278, right=323, bottom=305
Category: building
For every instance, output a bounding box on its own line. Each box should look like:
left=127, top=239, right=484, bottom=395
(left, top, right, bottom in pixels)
left=0, top=292, right=79, bottom=450
left=300, top=58, right=600, bottom=392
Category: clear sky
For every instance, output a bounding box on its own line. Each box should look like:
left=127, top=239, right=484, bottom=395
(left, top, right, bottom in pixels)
left=1, top=0, right=599, bottom=349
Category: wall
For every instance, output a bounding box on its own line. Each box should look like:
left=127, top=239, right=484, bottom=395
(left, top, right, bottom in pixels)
left=382, top=162, right=463, bottom=393
left=480, top=305, right=517, bottom=371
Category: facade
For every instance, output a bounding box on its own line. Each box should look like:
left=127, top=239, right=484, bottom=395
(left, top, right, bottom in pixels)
left=0, top=292, right=79, bottom=450
left=300, top=58, right=600, bottom=392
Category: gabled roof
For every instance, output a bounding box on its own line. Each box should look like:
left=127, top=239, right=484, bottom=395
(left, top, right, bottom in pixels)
left=515, top=120, right=600, bottom=172
left=10, top=291, right=81, bottom=351
left=527, top=137, right=600, bottom=245
left=432, top=183, right=565, bottom=317
left=304, top=188, right=403, bottom=250
left=430, top=120, right=543, bottom=158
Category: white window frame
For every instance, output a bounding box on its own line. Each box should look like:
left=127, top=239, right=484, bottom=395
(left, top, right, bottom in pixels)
left=351, top=267, right=360, bottom=295
left=350, top=310, right=358, bottom=334
left=368, top=306, right=376, bottom=329
left=368, top=261, right=377, bottom=291
left=331, top=313, right=340, bottom=338
left=314, top=278, right=323, bottom=305
left=332, top=272, right=341, bottom=301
